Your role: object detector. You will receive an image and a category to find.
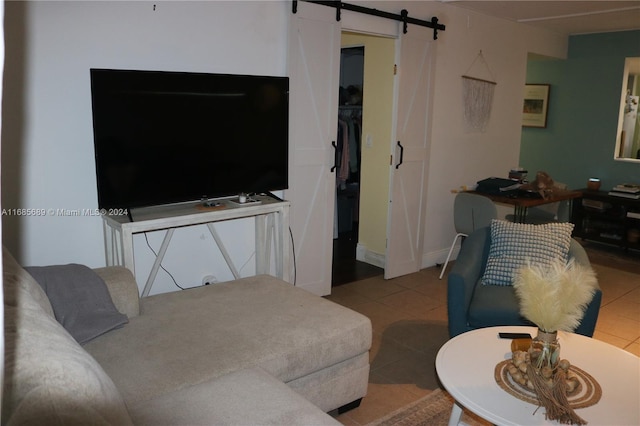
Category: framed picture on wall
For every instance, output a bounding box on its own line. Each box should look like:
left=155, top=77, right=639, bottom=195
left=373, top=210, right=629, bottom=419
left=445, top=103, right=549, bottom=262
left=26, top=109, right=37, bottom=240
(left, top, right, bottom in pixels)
left=522, top=84, right=550, bottom=128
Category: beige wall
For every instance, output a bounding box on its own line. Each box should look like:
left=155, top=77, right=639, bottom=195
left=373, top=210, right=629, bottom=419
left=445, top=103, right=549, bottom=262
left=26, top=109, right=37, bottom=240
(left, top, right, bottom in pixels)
left=341, top=32, right=395, bottom=260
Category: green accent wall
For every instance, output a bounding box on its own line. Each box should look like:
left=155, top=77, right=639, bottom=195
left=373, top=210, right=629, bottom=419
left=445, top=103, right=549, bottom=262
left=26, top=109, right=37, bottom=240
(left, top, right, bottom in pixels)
left=520, top=30, right=640, bottom=191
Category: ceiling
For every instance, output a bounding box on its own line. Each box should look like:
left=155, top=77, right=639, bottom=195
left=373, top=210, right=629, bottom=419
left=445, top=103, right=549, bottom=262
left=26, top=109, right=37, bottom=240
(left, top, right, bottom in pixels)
left=439, top=1, right=640, bottom=35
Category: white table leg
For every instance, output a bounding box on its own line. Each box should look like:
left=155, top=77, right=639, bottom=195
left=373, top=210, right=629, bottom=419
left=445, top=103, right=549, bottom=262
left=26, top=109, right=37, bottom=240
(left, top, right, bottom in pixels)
left=121, top=229, right=135, bottom=273
left=103, top=221, right=114, bottom=266
left=280, top=208, right=290, bottom=283
left=206, top=223, right=240, bottom=280
left=448, top=401, right=463, bottom=426
left=266, top=213, right=274, bottom=276
left=255, top=214, right=267, bottom=275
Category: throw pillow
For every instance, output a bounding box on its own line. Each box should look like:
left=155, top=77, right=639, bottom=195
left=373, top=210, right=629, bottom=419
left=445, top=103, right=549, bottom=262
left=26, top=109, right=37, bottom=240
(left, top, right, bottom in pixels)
left=481, top=219, right=574, bottom=286
left=25, top=264, right=129, bottom=344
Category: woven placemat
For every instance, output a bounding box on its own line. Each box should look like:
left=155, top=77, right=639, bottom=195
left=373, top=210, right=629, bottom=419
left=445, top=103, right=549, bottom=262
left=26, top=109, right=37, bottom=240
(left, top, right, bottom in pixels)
left=494, top=360, right=602, bottom=409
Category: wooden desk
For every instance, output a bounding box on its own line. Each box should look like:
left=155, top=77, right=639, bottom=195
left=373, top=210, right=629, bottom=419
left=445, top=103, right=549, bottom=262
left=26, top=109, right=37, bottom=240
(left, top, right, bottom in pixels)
left=471, top=190, right=582, bottom=223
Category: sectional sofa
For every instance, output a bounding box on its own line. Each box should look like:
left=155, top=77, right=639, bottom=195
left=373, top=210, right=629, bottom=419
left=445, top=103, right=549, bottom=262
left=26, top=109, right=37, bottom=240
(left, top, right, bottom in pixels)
left=2, top=247, right=372, bottom=425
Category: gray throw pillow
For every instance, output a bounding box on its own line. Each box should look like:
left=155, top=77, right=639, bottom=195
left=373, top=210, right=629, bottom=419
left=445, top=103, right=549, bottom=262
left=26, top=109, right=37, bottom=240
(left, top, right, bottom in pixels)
left=25, top=264, right=129, bottom=344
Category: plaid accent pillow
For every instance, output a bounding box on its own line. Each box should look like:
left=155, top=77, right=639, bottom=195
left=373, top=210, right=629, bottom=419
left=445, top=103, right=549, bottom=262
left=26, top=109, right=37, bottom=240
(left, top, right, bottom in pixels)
left=481, top=219, right=574, bottom=286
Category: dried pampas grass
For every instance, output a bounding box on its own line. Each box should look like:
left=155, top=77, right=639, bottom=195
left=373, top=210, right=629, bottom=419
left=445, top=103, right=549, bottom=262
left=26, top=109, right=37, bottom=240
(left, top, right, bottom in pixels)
left=513, top=259, right=598, bottom=333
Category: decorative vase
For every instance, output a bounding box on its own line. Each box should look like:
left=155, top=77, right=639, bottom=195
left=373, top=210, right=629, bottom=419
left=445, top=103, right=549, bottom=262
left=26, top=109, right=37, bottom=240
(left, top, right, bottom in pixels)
left=587, top=178, right=601, bottom=191
left=528, top=329, right=560, bottom=370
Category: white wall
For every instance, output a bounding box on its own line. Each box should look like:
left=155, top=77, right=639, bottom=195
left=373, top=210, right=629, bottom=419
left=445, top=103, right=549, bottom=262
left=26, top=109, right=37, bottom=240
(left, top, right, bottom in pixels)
left=2, top=1, right=288, bottom=295
left=2, top=0, right=568, bottom=294
left=403, top=2, right=568, bottom=266
left=337, top=0, right=567, bottom=267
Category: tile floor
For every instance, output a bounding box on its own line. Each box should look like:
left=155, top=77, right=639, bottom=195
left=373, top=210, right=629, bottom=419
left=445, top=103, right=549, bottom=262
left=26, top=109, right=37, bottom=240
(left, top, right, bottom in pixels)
left=326, top=252, right=640, bottom=425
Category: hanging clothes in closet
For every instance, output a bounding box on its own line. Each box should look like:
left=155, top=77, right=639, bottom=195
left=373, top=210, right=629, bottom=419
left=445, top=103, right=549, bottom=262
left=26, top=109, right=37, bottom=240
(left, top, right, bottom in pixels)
left=336, top=105, right=362, bottom=188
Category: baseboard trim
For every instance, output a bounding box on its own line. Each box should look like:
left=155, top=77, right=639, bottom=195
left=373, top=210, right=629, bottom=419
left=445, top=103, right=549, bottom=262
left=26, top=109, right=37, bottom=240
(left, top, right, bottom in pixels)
left=355, top=243, right=385, bottom=269
left=296, top=280, right=331, bottom=297
left=422, top=245, right=460, bottom=269
left=353, top=244, right=462, bottom=273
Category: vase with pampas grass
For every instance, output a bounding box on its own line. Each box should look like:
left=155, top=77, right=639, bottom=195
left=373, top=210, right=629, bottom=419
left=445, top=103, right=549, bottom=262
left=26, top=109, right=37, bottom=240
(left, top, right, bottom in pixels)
left=513, top=258, right=598, bottom=425
left=513, top=258, right=598, bottom=367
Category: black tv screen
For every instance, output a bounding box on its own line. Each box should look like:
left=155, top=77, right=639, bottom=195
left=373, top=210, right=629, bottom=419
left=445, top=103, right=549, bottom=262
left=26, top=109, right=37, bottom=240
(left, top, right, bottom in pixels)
left=90, top=69, right=289, bottom=210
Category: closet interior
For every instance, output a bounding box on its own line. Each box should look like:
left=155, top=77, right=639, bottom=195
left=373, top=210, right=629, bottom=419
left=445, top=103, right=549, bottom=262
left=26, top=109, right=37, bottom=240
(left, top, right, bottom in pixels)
left=336, top=47, right=363, bottom=238
left=332, top=46, right=383, bottom=286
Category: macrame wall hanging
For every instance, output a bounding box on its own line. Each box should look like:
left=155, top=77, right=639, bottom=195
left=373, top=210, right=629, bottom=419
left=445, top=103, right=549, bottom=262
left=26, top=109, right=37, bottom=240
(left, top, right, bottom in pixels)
left=462, top=50, right=497, bottom=133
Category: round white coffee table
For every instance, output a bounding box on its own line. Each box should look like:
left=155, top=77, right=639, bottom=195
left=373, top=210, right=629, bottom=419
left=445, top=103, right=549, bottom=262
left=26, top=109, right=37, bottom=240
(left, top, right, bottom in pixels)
left=435, top=326, right=640, bottom=425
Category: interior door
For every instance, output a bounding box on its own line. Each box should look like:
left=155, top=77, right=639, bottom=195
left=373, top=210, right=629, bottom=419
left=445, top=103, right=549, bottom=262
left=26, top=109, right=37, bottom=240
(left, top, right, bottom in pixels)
left=286, top=2, right=341, bottom=296
left=385, top=28, right=435, bottom=279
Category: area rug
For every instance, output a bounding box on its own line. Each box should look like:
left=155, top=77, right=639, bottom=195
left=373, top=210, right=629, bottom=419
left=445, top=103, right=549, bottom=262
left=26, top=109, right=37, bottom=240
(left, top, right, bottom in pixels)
left=366, top=388, right=489, bottom=426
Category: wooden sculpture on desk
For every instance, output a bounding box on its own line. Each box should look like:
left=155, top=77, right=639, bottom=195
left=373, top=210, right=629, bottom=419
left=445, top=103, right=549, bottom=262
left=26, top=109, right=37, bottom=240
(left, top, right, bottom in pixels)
left=521, top=171, right=556, bottom=199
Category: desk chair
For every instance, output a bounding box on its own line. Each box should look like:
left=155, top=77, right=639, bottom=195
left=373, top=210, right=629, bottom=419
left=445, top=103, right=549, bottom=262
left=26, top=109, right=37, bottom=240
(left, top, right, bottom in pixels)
left=505, top=200, right=571, bottom=224
left=439, top=192, right=497, bottom=279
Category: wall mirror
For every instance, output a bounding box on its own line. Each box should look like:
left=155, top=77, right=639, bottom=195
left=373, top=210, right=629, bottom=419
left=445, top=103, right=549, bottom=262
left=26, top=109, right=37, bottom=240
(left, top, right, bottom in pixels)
left=615, top=57, right=640, bottom=162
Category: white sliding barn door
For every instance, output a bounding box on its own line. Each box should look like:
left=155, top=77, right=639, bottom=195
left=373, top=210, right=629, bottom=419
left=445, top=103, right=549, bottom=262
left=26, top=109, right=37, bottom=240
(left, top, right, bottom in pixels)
left=385, top=28, right=435, bottom=279
left=287, top=3, right=341, bottom=296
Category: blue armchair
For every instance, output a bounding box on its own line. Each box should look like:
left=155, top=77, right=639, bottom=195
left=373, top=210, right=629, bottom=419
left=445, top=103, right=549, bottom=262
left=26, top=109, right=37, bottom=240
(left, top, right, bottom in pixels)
left=447, top=227, right=602, bottom=338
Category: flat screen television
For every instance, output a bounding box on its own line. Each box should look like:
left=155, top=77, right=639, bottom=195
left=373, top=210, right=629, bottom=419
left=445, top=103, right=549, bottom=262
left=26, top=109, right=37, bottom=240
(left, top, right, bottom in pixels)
left=90, top=69, right=289, bottom=210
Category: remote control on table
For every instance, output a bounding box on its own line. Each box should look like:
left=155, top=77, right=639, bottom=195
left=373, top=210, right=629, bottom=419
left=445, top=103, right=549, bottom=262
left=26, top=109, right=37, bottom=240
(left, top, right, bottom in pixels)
left=498, top=332, right=532, bottom=339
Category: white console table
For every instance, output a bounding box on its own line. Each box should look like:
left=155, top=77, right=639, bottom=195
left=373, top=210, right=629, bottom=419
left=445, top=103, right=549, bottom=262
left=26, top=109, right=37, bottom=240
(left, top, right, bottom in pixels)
left=102, top=195, right=290, bottom=297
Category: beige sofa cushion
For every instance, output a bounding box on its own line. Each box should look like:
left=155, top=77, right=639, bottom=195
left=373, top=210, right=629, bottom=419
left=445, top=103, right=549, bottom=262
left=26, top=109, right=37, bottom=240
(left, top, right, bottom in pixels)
left=84, top=274, right=372, bottom=406
left=94, top=266, right=140, bottom=318
left=2, top=249, right=132, bottom=425
left=129, top=367, right=340, bottom=425
left=2, top=247, right=54, bottom=317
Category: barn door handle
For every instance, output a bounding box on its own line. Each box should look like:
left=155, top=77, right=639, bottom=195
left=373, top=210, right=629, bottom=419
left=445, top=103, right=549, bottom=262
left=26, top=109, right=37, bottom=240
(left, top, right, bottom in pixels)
left=331, top=141, right=337, bottom=172
left=395, top=141, right=404, bottom=169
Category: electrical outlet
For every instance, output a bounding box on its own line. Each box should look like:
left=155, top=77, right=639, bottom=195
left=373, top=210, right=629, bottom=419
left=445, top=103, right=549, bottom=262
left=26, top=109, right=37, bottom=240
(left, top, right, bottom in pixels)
left=202, top=275, right=218, bottom=286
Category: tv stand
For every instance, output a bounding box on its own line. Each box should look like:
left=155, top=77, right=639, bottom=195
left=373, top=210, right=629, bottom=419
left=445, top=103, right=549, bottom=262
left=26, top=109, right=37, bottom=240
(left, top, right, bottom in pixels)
left=102, top=194, right=290, bottom=297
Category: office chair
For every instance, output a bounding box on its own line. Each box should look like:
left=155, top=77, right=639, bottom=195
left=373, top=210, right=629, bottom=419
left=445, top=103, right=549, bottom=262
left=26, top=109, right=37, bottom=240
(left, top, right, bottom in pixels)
left=439, top=192, right=497, bottom=279
left=505, top=200, right=571, bottom=224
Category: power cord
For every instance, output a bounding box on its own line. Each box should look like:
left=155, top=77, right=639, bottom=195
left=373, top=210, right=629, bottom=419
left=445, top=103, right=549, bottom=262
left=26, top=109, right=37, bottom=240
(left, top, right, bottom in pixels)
left=289, top=226, right=296, bottom=286
left=238, top=251, right=255, bottom=275
left=144, top=233, right=185, bottom=291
